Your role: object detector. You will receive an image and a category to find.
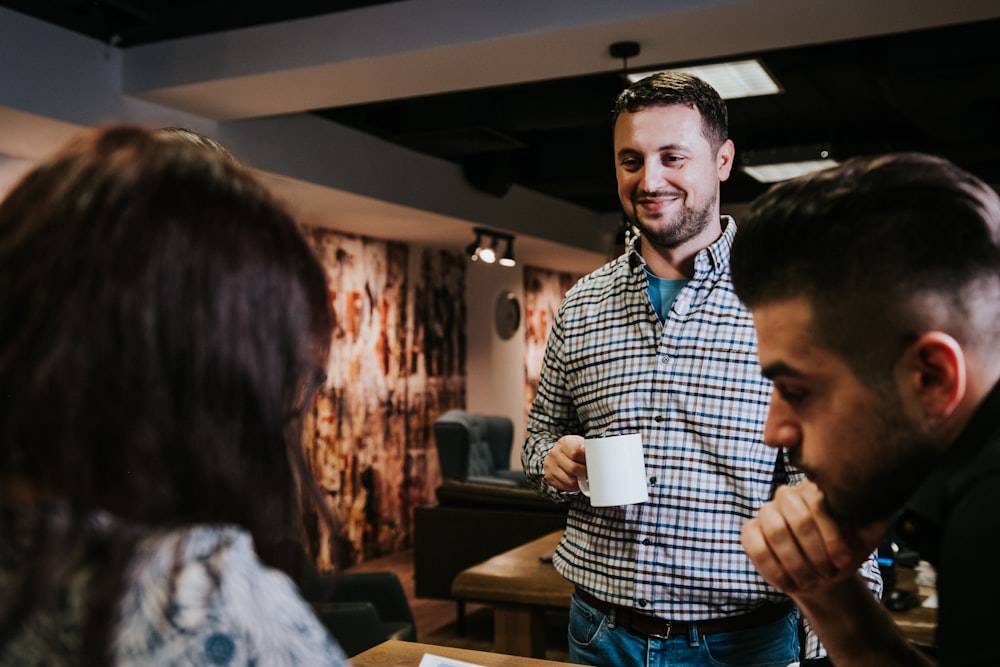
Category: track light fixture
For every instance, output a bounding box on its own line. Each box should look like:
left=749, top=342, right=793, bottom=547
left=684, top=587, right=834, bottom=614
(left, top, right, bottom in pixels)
left=467, top=227, right=516, bottom=267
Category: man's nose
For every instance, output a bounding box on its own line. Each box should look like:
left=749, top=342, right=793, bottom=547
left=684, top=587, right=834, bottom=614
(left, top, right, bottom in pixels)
left=763, top=402, right=801, bottom=450
left=639, top=161, right=667, bottom=192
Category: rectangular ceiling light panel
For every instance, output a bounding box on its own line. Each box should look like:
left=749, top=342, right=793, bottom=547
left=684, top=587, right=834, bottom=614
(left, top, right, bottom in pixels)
left=740, top=159, right=839, bottom=183
left=628, top=59, right=781, bottom=100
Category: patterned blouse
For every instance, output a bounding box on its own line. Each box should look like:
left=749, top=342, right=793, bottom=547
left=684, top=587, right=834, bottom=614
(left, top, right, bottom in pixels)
left=1, top=515, right=348, bottom=666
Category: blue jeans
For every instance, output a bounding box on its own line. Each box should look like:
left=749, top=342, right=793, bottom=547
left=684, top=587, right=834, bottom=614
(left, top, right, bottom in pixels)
left=568, top=592, right=800, bottom=667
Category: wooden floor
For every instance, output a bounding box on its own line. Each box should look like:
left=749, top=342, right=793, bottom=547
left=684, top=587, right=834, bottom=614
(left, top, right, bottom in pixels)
left=344, top=547, right=570, bottom=662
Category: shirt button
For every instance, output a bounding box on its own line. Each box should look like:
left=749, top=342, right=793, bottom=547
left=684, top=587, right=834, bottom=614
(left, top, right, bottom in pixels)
left=653, top=414, right=665, bottom=423
left=637, top=599, right=648, bottom=608
left=642, top=538, right=652, bottom=546
left=649, top=476, right=657, bottom=485
left=658, top=354, right=670, bottom=366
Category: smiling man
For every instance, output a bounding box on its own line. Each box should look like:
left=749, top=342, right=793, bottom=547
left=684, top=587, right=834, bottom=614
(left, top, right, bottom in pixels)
left=522, top=71, right=881, bottom=667
left=731, top=152, right=1000, bottom=666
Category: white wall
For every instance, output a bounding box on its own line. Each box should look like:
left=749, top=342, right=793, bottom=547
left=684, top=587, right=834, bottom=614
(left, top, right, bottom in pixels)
left=0, top=6, right=605, bottom=454
left=465, top=259, right=528, bottom=470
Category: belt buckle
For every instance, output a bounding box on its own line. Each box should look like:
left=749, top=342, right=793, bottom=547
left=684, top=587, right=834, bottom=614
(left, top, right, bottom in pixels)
left=648, top=622, right=672, bottom=640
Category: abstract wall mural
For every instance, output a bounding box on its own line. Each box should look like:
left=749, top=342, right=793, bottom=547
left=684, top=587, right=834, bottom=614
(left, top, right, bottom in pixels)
left=296, top=227, right=577, bottom=571
left=303, top=228, right=466, bottom=570
left=522, top=266, right=581, bottom=424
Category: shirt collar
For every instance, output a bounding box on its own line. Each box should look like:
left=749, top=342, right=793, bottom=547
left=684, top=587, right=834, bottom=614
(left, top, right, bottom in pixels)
left=898, top=378, right=1000, bottom=562
left=628, top=216, right=736, bottom=277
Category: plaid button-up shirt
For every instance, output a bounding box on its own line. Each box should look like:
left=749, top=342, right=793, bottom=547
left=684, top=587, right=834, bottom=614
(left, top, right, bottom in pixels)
left=523, top=219, right=881, bottom=658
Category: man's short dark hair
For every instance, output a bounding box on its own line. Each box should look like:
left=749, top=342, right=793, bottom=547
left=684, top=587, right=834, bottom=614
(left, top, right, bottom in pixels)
left=613, top=71, right=729, bottom=149
left=731, top=152, right=1000, bottom=384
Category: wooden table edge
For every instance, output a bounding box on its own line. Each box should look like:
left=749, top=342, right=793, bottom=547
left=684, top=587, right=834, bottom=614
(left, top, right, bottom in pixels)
left=351, top=640, right=574, bottom=667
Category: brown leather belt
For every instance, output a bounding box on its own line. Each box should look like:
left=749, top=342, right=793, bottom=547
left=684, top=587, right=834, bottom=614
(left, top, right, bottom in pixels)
left=574, top=588, right=794, bottom=640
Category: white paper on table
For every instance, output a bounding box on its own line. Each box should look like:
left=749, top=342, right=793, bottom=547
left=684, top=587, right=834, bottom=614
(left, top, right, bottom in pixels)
left=418, top=653, right=487, bottom=667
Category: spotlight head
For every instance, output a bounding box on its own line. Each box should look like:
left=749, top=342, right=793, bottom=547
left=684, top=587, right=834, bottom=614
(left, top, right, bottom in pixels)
left=466, top=230, right=482, bottom=260
left=499, top=238, right=516, bottom=267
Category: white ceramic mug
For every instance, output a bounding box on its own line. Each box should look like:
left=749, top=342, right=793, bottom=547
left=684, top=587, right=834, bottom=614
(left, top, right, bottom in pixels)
left=577, top=433, right=649, bottom=507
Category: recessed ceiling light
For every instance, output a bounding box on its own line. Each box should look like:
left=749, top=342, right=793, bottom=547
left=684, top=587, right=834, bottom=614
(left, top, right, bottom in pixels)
left=740, top=159, right=839, bottom=183
left=627, top=59, right=781, bottom=100
left=739, top=145, right=838, bottom=183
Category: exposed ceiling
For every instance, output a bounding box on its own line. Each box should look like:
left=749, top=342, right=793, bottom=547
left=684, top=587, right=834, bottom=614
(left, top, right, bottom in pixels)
left=0, top=1, right=402, bottom=46
left=2, top=1, right=999, bottom=222
left=318, top=17, right=1000, bottom=213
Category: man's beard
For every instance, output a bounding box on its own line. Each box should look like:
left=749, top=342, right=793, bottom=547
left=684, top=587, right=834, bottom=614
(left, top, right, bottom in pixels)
left=813, top=400, right=942, bottom=530
left=630, top=190, right=716, bottom=249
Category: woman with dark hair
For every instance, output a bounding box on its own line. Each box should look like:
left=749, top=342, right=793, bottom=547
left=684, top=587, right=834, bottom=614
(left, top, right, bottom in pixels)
left=0, top=125, right=346, bottom=665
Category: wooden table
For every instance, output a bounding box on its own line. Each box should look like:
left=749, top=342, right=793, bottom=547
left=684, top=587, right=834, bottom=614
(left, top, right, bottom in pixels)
left=887, top=566, right=937, bottom=651
left=450, top=529, right=937, bottom=657
left=351, top=640, right=573, bottom=667
left=451, top=530, right=571, bottom=658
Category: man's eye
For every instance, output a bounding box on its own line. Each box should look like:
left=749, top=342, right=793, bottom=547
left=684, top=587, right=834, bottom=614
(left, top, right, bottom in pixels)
left=776, top=386, right=808, bottom=405
left=620, top=157, right=641, bottom=171
left=662, top=155, right=685, bottom=165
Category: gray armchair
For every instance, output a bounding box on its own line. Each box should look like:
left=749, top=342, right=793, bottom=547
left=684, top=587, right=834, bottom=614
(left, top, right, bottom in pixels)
left=433, top=409, right=527, bottom=487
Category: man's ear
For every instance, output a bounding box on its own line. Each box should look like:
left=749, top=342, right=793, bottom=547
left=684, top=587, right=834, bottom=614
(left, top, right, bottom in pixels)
left=716, top=139, right=735, bottom=182
left=901, top=332, right=967, bottom=421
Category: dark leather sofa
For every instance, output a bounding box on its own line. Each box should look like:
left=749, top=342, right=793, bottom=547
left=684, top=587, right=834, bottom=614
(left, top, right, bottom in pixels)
left=414, top=410, right=569, bottom=624
left=413, top=479, right=568, bottom=603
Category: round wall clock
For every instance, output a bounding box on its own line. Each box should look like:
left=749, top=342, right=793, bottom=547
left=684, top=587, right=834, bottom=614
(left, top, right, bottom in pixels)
left=494, top=290, right=521, bottom=340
